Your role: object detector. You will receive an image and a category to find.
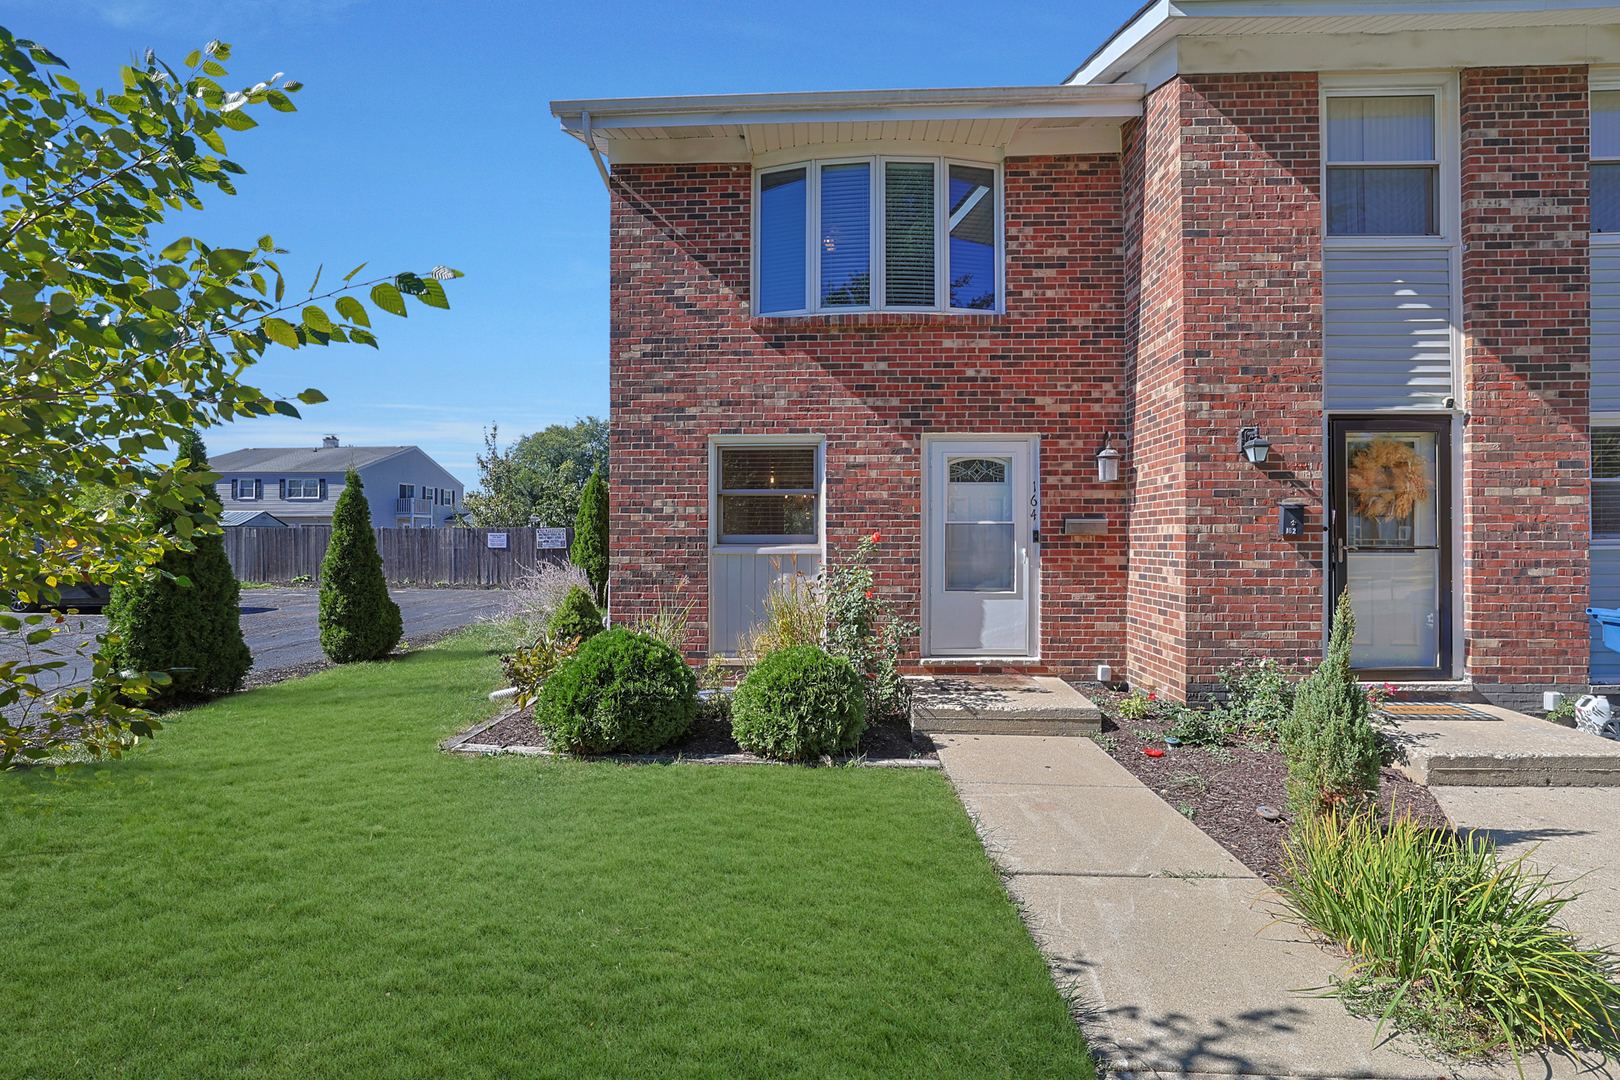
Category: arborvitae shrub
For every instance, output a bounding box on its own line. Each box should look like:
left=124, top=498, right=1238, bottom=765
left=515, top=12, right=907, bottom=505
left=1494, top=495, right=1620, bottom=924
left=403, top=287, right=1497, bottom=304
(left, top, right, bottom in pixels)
left=318, top=469, right=402, bottom=663
left=571, top=467, right=608, bottom=606
left=535, top=627, right=696, bottom=753
left=104, top=431, right=251, bottom=700
left=1280, top=590, right=1382, bottom=817
left=731, top=644, right=867, bottom=761
left=549, top=584, right=603, bottom=644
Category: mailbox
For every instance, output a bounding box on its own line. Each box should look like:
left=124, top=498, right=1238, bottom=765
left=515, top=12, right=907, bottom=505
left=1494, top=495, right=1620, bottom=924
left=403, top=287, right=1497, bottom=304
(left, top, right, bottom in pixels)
left=1279, top=505, right=1306, bottom=537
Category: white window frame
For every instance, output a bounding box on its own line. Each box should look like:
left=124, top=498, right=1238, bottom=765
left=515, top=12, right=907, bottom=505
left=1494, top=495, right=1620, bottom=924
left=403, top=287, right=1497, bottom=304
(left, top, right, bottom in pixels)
left=708, top=435, right=826, bottom=555
left=1320, top=74, right=1459, bottom=250
left=1593, top=71, right=1620, bottom=245
left=234, top=479, right=258, bottom=501
left=751, top=156, right=1004, bottom=317
left=285, top=478, right=321, bottom=500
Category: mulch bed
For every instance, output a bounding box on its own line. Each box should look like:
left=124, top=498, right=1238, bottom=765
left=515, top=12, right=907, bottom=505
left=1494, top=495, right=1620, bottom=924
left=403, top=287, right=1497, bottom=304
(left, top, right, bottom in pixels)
left=460, top=704, right=939, bottom=765
left=1078, top=684, right=1451, bottom=883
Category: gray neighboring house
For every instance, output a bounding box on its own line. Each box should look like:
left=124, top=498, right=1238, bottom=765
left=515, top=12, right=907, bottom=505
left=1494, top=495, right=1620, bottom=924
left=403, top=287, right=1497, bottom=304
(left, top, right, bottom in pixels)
left=210, top=436, right=465, bottom=528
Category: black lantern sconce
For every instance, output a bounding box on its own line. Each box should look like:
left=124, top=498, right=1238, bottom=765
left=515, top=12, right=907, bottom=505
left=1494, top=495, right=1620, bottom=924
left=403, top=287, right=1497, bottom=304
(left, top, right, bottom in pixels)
left=1238, top=427, right=1271, bottom=465
left=1095, top=433, right=1123, bottom=482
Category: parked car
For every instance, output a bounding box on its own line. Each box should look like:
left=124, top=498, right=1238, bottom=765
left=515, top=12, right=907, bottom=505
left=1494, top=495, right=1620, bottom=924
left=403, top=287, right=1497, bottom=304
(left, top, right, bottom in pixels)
left=10, top=579, right=111, bottom=613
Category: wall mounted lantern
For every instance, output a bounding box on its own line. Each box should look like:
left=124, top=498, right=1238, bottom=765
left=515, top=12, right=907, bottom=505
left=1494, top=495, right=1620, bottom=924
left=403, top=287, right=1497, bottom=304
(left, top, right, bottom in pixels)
left=1095, top=434, right=1123, bottom=482
left=1238, top=427, right=1271, bottom=465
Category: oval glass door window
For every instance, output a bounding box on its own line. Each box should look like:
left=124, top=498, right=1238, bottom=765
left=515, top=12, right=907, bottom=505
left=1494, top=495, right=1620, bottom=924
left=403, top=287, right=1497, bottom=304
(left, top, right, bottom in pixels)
left=945, top=457, right=1014, bottom=591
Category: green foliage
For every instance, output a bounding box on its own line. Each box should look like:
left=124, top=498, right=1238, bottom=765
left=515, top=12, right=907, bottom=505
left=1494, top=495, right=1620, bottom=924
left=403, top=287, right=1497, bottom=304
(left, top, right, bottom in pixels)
left=318, top=471, right=401, bottom=663
left=1115, top=689, right=1162, bottom=722
left=631, top=577, right=696, bottom=654
left=498, top=631, right=581, bottom=706
left=1280, top=591, right=1382, bottom=817
left=513, top=416, right=608, bottom=483
left=738, top=570, right=824, bottom=661
left=548, top=584, right=603, bottom=644
left=103, top=432, right=250, bottom=700
left=571, top=467, right=609, bottom=605
left=535, top=627, right=696, bottom=754
left=1276, top=811, right=1620, bottom=1066
left=0, top=30, right=456, bottom=763
left=1213, top=655, right=1298, bottom=739
left=731, top=644, right=868, bottom=761
left=462, top=424, right=584, bottom=529
left=821, top=533, right=916, bottom=724
left=1168, top=707, right=1239, bottom=748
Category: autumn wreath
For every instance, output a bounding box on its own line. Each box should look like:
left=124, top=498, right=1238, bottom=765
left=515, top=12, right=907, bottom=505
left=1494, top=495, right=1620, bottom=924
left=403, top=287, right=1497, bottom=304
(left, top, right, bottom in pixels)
left=1347, top=437, right=1430, bottom=520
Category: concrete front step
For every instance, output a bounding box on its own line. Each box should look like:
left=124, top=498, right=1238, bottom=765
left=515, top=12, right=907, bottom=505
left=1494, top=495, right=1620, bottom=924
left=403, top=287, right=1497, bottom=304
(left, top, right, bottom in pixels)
left=908, top=674, right=1100, bottom=736
left=1388, top=706, right=1620, bottom=786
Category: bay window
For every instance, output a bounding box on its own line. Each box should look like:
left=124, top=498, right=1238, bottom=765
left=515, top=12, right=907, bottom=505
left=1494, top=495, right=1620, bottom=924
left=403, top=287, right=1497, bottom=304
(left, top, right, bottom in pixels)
left=1326, top=95, right=1438, bottom=236
left=1595, top=90, right=1619, bottom=233
left=755, top=157, right=1000, bottom=315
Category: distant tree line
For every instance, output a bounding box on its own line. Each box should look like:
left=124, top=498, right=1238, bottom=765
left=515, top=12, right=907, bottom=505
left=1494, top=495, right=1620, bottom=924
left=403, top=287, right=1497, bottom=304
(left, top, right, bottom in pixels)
left=463, top=417, right=607, bottom=529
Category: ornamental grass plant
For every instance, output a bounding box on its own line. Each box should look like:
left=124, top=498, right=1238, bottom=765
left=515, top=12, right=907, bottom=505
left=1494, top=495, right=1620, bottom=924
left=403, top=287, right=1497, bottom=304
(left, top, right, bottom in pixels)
left=1274, top=810, right=1620, bottom=1069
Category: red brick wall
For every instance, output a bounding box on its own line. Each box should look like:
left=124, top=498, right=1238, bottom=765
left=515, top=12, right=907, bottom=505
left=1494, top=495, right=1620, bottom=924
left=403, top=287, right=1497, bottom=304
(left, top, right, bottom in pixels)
left=1121, top=74, right=1325, bottom=700
left=1460, top=67, right=1591, bottom=695
left=608, top=158, right=1131, bottom=673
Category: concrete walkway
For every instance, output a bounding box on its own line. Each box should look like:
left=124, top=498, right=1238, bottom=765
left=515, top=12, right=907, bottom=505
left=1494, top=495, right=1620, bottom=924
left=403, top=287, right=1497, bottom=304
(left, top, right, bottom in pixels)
left=933, top=733, right=1614, bottom=1079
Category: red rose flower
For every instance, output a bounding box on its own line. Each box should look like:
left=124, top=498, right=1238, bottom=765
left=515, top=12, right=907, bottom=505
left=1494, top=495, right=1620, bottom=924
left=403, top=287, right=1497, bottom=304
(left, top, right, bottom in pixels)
left=870, top=532, right=882, bottom=543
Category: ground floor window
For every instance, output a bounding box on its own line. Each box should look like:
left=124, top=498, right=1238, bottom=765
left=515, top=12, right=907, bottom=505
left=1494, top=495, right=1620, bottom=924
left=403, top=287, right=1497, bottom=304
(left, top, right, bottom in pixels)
left=716, top=445, right=819, bottom=544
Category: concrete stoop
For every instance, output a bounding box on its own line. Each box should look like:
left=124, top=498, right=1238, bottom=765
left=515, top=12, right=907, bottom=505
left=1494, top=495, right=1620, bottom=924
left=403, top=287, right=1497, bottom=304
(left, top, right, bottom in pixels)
left=1387, top=706, right=1620, bottom=786
left=908, top=674, right=1101, bottom=736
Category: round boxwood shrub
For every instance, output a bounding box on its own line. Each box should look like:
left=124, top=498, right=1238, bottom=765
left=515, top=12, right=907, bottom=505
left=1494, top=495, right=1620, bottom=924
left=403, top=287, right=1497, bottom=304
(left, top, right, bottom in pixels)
left=731, top=645, right=868, bottom=761
left=549, top=584, right=603, bottom=644
left=536, top=627, right=696, bottom=754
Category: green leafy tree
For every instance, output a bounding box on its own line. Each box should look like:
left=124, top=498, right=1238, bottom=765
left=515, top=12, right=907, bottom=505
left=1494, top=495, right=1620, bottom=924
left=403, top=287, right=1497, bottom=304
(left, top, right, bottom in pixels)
left=0, top=31, right=458, bottom=762
left=512, top=416, right=607, bottom=482
left=1280, top=590, right=1382, bottom=818
left=318, top=470, right=401, bottom=663
left=103, top=430, right=250, bottom=699
left=462, top=425, right=581, bottom=528
left=571, top=467, right=608, bottom=607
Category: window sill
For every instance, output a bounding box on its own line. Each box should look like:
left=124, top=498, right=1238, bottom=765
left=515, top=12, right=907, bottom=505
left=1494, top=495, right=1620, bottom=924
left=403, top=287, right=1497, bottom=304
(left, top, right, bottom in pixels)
left=752, top=311, right=1005, bottom=331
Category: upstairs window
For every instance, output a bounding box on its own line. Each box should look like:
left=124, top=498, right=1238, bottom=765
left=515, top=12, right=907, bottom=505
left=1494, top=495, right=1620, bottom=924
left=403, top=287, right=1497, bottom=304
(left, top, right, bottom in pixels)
left=233, top=479, right=260, bottom=501
left=1595, top=90, right=1619, bottom=233
left=285, top=478, right=321, bottom=500
left=716, top=445, right=818, bottom=545
left=1597, top=429, right=1620, bottom=540
left=756, top=157, right=1000, bottom=315
left=399, top=484, right=415, bottom=500
left=1327, top=95, right=1438, bottom=236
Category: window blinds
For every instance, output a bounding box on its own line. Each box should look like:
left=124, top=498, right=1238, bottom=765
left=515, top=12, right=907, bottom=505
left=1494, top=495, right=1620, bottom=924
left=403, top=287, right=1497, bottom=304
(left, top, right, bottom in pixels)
left=1595, top=91, right=1619, bottom=233
left=884, top=162, right=935, bottom=306
left=819, top=163, right=870, bottom=306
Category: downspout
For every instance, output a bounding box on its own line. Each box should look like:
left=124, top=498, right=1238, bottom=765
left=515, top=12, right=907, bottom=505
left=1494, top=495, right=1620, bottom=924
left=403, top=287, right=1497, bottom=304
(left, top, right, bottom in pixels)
left=581, top=109, right=612, bottom=192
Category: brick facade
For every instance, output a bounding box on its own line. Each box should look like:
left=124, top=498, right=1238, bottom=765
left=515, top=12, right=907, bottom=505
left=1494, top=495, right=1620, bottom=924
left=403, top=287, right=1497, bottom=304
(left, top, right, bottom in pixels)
left=1460, top=67, right=1592, bottom=710
left=609, top=157, right=1131, bottom=675
left=606, top=65, right=1599, bottom=702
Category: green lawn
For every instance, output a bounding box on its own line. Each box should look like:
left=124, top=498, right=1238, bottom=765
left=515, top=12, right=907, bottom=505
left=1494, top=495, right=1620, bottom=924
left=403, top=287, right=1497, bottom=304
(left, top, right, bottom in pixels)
left=0, top=628, right=1093, bottom=1079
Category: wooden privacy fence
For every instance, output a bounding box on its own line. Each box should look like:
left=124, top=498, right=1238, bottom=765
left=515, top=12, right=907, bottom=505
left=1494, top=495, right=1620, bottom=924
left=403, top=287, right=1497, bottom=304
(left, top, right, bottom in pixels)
left=223, top=527, right=572, bottom=587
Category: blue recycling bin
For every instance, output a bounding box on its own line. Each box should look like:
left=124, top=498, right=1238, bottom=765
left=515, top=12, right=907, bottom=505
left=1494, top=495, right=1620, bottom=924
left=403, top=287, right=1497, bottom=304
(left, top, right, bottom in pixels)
left=1587, top=607, right=1620, bottom=654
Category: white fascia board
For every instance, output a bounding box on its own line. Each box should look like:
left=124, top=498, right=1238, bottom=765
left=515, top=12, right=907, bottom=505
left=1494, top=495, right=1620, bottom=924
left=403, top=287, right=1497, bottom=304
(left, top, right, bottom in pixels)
left=551, top=86, right=1143, bottom=135
left=1067, top=0, right=1620, bottom=84
left=1179, top=23, right=1620, bottom=74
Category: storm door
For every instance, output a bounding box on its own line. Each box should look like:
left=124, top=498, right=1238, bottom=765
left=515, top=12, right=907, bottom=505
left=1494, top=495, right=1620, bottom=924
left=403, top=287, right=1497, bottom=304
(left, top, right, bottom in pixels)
left=1328, top=418, right=1451, bottom=678
left=924, top=438, right=1037, bottom=656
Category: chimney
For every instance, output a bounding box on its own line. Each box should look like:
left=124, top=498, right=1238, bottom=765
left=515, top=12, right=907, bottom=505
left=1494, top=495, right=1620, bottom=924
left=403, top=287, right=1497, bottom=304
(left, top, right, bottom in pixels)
left=321, top=435, right=340, bottom=449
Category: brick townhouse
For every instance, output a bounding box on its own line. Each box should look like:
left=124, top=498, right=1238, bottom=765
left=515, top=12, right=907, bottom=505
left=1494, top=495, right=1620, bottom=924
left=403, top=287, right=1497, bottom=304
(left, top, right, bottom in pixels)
left=551, top=0, right=1620, bottom=711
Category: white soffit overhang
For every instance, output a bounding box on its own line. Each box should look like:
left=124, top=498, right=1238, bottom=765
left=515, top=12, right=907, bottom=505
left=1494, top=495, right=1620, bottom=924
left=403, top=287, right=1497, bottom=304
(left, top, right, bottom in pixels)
left=1068, top=0, right=1620, bottom=87
left=549, top=86, right=1145, bottom=164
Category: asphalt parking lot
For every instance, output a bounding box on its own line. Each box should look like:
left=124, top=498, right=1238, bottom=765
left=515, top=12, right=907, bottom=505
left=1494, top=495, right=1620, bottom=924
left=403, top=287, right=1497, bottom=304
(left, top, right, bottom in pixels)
left=3, top=587, right=509, bottom=694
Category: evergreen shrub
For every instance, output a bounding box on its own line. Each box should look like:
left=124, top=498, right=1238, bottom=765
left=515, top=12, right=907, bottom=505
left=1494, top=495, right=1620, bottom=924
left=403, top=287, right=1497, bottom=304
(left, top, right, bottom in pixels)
left=731, top=644, right=867, bottom=761
left=536, top=627, right=696, bottom=754
left=104, top=431, right=251, bottom=700
left=1280, top=590, right=1382, bottom=817
left=571, top=467, right=608, bottom=606
left=318, top=470, right=402, bottom=663
left=549, top=584, right=603, bottom=643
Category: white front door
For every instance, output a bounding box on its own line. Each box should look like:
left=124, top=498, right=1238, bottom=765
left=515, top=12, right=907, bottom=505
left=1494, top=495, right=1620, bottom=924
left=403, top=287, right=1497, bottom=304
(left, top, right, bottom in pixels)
left=924, top=438, right=1037, bottom=657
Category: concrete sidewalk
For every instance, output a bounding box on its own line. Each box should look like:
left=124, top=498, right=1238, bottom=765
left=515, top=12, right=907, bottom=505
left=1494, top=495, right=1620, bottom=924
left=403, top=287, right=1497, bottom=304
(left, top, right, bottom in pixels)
left=932, top=733, right=1613, bottom=1079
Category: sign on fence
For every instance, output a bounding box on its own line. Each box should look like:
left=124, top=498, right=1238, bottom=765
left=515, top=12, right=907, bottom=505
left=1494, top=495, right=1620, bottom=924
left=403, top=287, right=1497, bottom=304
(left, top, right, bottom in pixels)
left=486, top=532, right=508, bottom=549
left=535, top=527, right=569, bottom=549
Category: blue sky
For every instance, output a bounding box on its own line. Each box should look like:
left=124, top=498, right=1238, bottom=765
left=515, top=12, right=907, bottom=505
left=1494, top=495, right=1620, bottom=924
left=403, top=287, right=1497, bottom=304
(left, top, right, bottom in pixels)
left=1, top=0, right=1139, bottom=487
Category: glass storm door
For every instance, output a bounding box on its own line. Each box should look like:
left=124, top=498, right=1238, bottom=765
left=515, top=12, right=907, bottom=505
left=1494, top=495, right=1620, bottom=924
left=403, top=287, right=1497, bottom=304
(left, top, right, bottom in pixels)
left=1329, top=418, right=1451, bottom=676
left=925, top=439, right=1036, bottom=656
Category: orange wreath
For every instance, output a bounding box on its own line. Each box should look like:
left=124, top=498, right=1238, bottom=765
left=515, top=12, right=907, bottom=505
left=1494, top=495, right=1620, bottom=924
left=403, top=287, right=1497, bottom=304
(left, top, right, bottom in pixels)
left=1347, top=437, right=1430, bottom=521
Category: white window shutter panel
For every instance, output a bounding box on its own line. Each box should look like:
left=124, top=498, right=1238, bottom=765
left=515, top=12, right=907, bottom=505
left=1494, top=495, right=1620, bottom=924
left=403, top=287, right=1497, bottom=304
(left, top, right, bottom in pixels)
left=1324, top=248, right=1454, bottom=410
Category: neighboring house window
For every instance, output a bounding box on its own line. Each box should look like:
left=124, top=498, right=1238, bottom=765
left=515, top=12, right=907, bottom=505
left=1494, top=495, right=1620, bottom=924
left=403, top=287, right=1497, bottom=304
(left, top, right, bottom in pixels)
left=716, top=445, right=819, bottom=544
left=234, top=479, right=259, bottom=501
left=1326, top=95, right=1438, bottom=236
left=1596, top=90, right=1619, bottom=233
left=400, top=484, right=415, bottom=500
left=1597, top=429, right=1620, bottom=540
left=755, top=157, right=1000, bottom=315
left=285, top=478, right=321, bottom=500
